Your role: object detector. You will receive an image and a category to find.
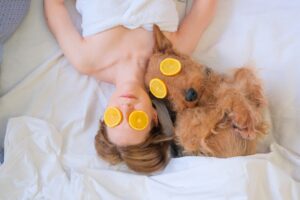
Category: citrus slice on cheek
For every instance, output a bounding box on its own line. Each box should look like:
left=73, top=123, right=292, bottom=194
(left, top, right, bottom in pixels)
left=160, top=58, right=182, bottom=76
left=103, top=107, right=123, bottom=127
left=129, top=111, right=149, bottom=131
left=149, top=78, right=167, bottom=99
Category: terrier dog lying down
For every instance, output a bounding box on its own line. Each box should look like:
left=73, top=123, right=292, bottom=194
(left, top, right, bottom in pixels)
left=145, top=25, right=271, bottom=157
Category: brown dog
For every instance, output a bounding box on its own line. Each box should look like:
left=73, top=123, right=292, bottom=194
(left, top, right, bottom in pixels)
left=145, top=25, right=270, bottom=157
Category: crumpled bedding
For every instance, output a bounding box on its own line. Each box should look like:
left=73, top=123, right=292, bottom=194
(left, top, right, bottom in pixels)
left=1, top=114, right=299, bottom=199
left=0, top=0, right=300, bottom=199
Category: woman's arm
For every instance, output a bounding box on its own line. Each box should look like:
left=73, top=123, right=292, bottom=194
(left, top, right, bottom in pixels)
left=167, top=0, right=217, bottom=55
left=44, top=0, right=92, bottom=74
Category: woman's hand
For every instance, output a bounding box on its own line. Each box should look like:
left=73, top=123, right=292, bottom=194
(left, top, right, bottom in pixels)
left=44, top=0, right=92, bottom=74
left=167, top=0, right=217, bottom=55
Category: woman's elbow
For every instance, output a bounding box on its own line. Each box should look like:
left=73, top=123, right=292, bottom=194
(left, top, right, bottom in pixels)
left=72, top=56, right=95, bottom=75
left=169, top=33, right=196, bottom=55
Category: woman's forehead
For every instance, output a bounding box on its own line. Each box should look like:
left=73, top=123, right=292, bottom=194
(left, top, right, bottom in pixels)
left=107, top=126, right=150, bottom=146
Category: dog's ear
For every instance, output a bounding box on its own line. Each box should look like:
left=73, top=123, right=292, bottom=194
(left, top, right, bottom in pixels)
left=153, top=24, right=174, bottom=54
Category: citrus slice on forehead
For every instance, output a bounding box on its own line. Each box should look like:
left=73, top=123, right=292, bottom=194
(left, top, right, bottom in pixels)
left=149, top=78, right=167, bottom=99
left=160, top=58, right=182, bottom=76
left=103, top=107, right=122, bottom=127
left=129, top=111, right=149, bottom=131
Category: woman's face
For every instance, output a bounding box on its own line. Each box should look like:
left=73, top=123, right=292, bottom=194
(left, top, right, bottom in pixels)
left=105, top=83, right=157, bottom=146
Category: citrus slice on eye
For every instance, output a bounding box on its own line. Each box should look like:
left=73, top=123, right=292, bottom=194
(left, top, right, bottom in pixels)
left=103, top=107, right=122, bottom=127
left=149, top=78, right=167, bottom=99
left=129, top=111, right=149, bottom=131
left=160, top=58, right=182, bottom=76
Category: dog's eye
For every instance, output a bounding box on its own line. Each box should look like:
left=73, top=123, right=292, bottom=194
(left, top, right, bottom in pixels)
left=185, top=88, right=198, bottom=102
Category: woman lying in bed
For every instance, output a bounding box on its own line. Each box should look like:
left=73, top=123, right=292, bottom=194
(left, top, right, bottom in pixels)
left=44, top=0, right=216, bottom=173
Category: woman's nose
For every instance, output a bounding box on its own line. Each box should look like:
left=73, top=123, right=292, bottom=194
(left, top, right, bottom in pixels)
left=120, top=104, right=134, bottom=118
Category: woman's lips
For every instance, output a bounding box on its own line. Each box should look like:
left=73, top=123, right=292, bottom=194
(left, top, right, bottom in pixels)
left=120, top=94, right=137, bottom=99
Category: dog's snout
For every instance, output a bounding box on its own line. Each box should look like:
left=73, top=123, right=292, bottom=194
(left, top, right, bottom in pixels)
left=185, top=88, right=198, bottom=102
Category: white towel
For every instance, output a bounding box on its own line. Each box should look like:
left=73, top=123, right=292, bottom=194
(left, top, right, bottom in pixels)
left=76, top=0, right=179, bottom=37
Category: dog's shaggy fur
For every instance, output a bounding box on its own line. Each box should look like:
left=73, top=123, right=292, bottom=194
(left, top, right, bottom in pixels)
left=145, top=25, right=269, bottom=157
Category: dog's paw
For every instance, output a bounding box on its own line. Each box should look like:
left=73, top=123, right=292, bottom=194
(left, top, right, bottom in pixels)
left=229, top=111, right=257, bottom=140
left=232, top=122, right=256, bottom=140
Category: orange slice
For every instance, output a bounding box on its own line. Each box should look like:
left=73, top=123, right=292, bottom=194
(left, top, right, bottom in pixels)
left=129, top=111, right=149, bottom=131
left=149, top=78, right=167, bottom=99
left=160, top=58, right=182, bottom=76
left=103, top=107, right=122, bottom=128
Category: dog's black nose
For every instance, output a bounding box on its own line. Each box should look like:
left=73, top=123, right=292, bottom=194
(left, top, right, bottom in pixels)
left=185, top=88, right=198, bottom=102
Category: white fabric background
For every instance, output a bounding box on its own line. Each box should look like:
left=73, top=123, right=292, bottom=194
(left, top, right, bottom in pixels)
left=0, top=0, right=299, bottom=199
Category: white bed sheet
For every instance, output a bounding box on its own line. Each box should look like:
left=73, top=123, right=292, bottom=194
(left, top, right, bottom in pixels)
left=0, top=0, right=300, bottom=199
left=1, top=115, right=299, bottom=199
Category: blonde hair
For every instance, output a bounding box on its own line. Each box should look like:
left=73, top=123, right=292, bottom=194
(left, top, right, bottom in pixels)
left=95, top=120, right=172, bottom=174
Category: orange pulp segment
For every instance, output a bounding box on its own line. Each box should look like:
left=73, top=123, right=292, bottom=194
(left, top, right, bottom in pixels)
left=160, top=58, right=182, bottom=76
left=149, top=78, right=167, bottom=99
left=103, top=107, right=122, bottom=127
left=129, top=110, right=149, bottom=131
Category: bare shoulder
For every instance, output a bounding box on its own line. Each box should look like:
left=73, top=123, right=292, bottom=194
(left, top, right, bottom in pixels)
left=81, top=27, right=128, bottom=75
left=83, top=27, right=154, bottom=76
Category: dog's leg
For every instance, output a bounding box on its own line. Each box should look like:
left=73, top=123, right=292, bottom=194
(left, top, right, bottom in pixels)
left=216, top=86, right=259, bottom=140
left=233, top=67, right=267, bottom=108
left=175, top=107, right=220, bottom=155
left=229, top=97, right=258, bottom=140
